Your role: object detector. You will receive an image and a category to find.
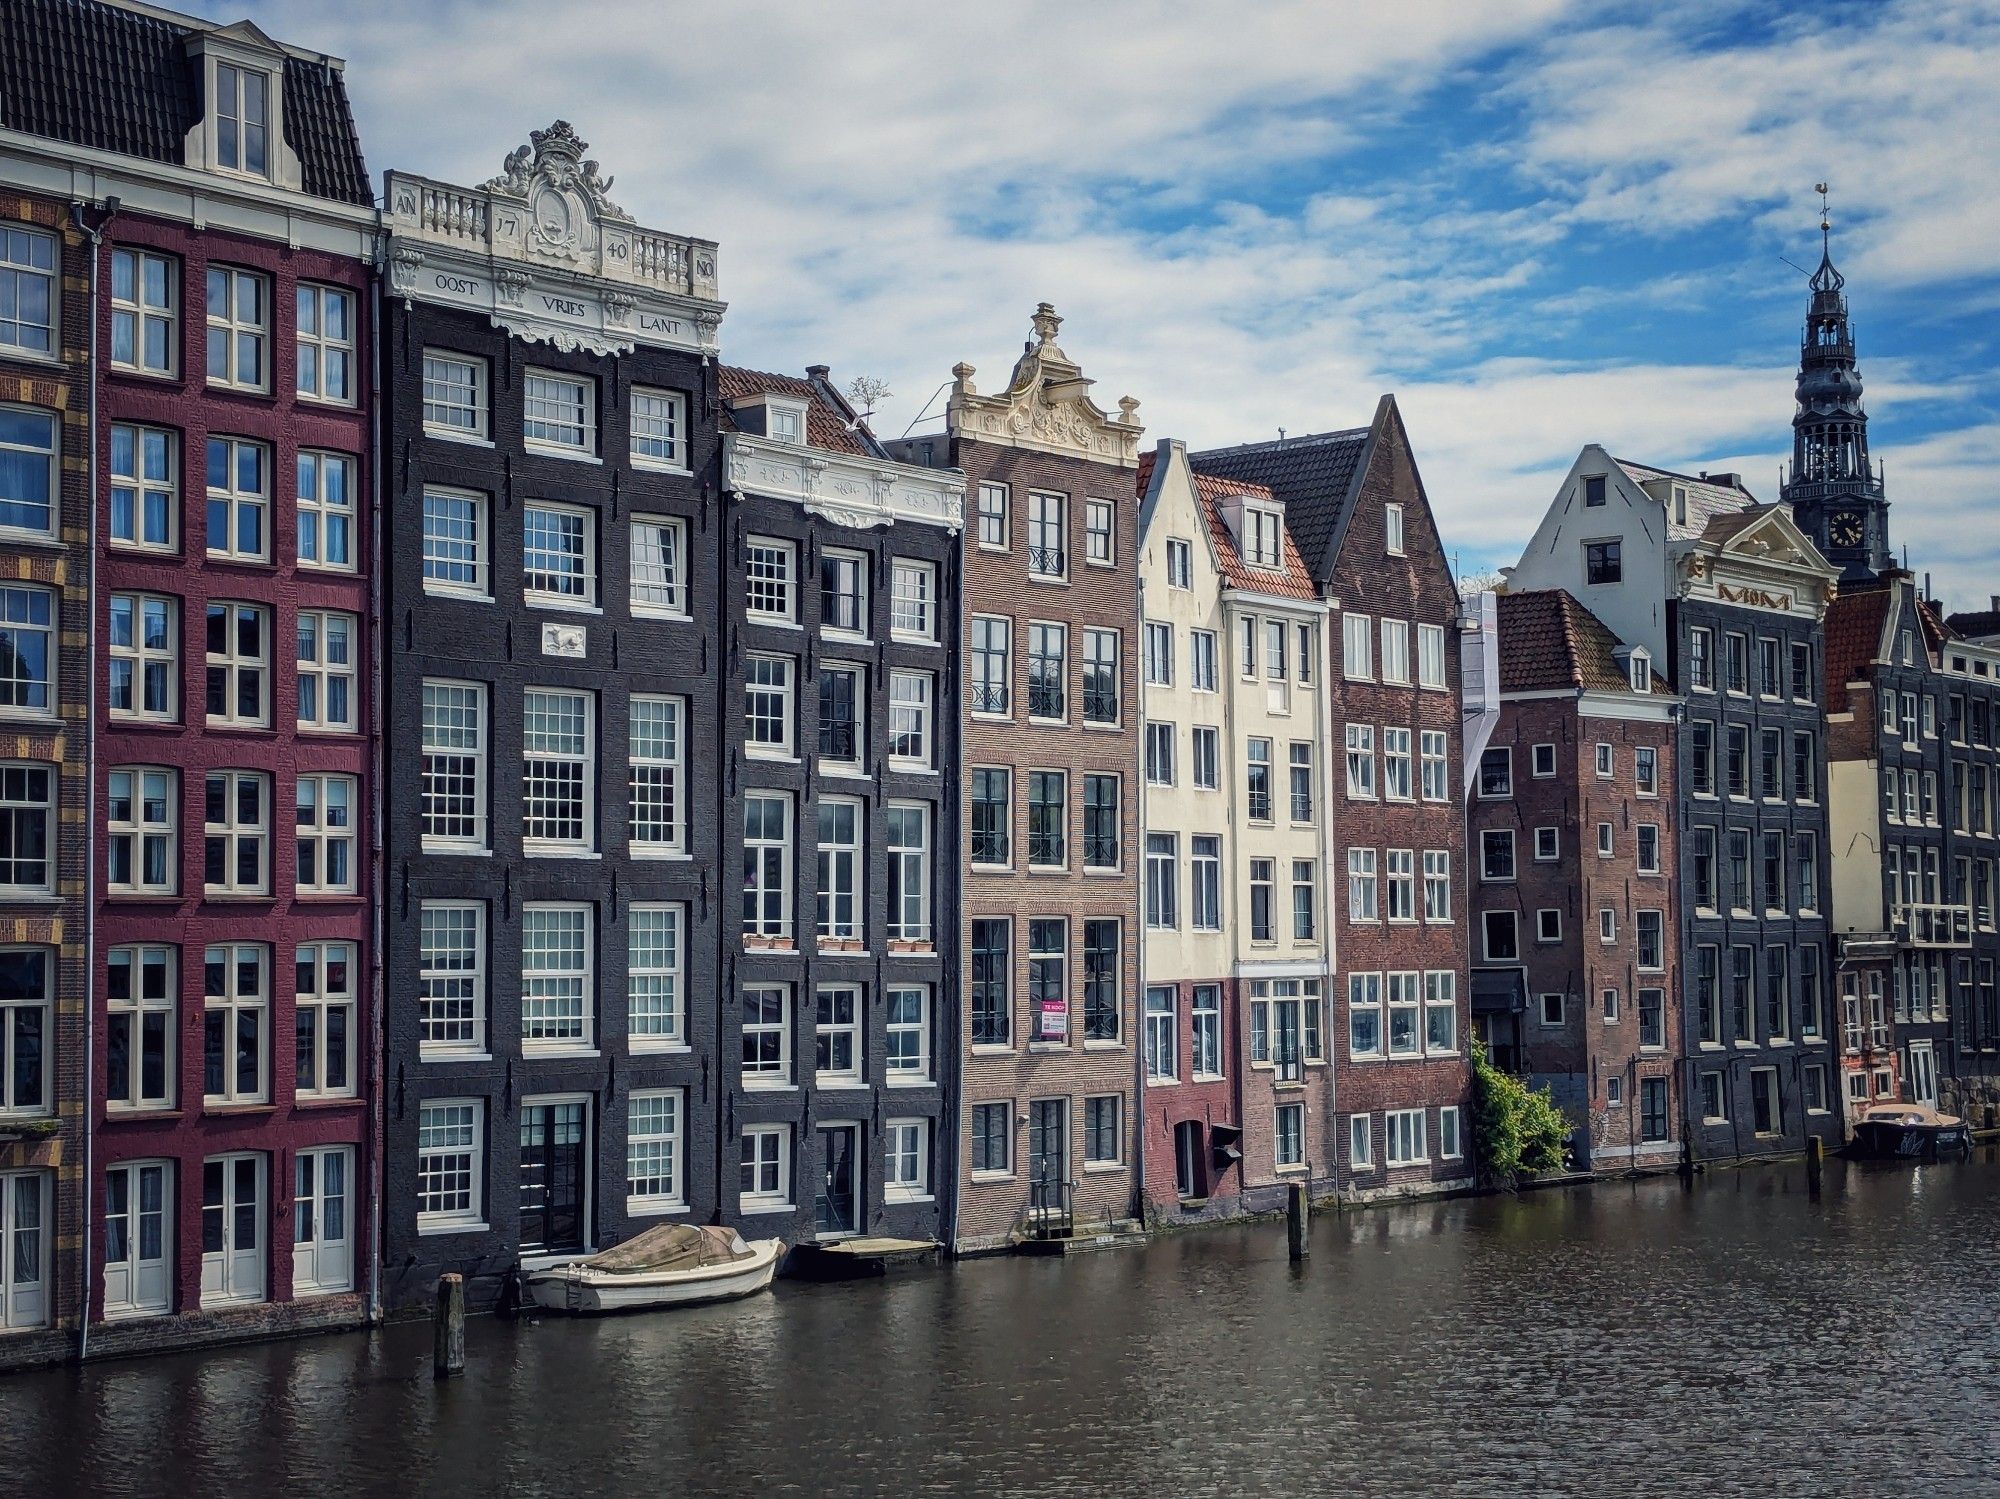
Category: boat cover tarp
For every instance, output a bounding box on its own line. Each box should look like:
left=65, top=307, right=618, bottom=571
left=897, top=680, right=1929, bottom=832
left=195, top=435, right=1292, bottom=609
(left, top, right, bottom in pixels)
left=582, top=1224, right=755, bottom=1276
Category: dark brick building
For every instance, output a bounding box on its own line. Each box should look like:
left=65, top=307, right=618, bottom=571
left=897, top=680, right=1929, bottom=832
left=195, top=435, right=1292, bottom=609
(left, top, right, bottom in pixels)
left=1196, top=396, right=1474, bottom=1200
left=1468, top=589, right=1680, bottom=1169
left=717, top=366, right=963, bottom=1248
left=379, top=124, right=725, bottom=1309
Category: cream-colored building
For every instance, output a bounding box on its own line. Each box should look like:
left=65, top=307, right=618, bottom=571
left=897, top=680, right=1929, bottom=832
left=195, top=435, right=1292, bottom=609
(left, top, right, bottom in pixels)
left=1135, top=441, right=1333, bottom=1219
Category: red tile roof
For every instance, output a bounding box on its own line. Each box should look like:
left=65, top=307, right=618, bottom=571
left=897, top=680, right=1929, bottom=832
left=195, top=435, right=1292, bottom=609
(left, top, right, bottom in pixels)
left=1495, top=589, right=1668, bottom=695
left=717, top=365, right=871, bottom=455
left=1822, top=585, right=1891, bottom=714
left=1188, top=467, right=1319, bottom=601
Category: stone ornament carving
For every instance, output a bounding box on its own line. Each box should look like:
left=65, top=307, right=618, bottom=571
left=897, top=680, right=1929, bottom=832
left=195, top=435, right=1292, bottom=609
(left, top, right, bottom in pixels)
left=947, top=303, right=1143, bottom=467
left=724, top=433, right=964, bottom=533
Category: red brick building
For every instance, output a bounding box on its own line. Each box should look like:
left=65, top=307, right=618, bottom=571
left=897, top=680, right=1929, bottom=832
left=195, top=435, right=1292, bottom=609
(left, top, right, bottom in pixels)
left=1196, top=396, right=1473, bottom=1198
left=1467, top=590, right=1681, bottom=1170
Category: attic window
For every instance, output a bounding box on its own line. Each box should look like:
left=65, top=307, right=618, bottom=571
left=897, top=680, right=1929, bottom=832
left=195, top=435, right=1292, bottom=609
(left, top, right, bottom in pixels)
left=215, top=63, right=272, bottom=179
left=1583, top=474, right=1606, bottom=508
left=1671, top=486, right=1687, bottom=527
left=1385, top=503, right=1405, bottom=556
left=1585, top=540, right=1622, bottom=586
left=1244, top=507, right=1282, bottom=569
left=1626, top=648, right=1650, bottom=693
left=1166, top=539, right=1192, bottom=590
left=767, top=398, right=806, bottom=444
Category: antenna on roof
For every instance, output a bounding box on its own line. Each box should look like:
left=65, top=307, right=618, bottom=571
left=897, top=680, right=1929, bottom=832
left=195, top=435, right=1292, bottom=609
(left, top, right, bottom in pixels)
left=843, top=375, right=892, bottom=428
left=1277, top=428, right=1287, bottom=445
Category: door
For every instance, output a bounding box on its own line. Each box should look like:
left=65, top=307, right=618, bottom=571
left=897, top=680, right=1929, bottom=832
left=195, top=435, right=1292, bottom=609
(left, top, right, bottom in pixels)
left=1, top=1170, right=48, bottom=1329
left=200, top=1155, right=265, bottom=1306
left=1907, top=1041, right=1938, bottom=1106
left=104, top=1161, right=171, bottom=1317
left=814, top=1123, right=860, bottom=1236
left=293, top=1147, right=353, bottom=1295
left=1749, top=1069, right=1780, bottom=1137
left=1029, top=1099, right=1069, bottom=1217
left=520, top=1100, right=589, bottom=1256
left=1174, top=1121, right=1204, bottom=1201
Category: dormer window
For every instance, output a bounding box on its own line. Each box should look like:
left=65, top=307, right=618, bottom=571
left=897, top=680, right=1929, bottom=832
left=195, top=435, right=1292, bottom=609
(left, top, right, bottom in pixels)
left=768, top=398, right=806, bottom=444
left=1244, top=507, right=1282, bottom=569
left=215, top=63, right=271, bottom=179
left=1671, top=486, right=1687, bottom=527
left=1625, top=648, right=1651, bottom=694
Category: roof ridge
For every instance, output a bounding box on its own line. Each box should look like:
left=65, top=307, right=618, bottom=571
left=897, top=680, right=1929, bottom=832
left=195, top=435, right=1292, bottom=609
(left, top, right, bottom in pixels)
left=1613, top=456, right=1752, bottom=491
left=1194, top=426, right=1368, bottom=457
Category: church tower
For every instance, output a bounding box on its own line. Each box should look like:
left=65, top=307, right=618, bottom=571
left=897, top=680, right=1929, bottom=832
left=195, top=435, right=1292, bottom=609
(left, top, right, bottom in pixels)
left=1782, top=190, right=1891, bottom=581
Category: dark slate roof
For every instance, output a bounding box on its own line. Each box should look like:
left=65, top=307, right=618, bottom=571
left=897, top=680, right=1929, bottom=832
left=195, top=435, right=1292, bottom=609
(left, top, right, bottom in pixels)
left=1188, top=427, right=1369, bottom=580
left=718, top=365, right=876, bottom=457
left=1947, top=609, right=2000, bottom=641
left=1495, top=589, right=1669, bottom=696
left=0, top=0, right=372, bottom=208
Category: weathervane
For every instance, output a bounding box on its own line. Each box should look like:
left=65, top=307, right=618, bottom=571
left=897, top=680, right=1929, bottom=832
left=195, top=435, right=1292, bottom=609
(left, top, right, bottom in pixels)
left=1816, top=181, right=1831, bottom=246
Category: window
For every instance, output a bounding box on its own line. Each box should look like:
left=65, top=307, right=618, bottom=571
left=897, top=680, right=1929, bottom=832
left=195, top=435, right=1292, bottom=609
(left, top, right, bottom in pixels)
left=1293, top=859, right=1318, bottom=940
left=521, top=904, right=591, bottom=1050
left=1083, top=919, right=1121, bottom=1042
left=1029, top=919, right=1067, bottom=1042
left=611, top=902, right=685, bottom=1053
left=0, top=949, right=49, bottom=1118
left=1639, top=987, right=1666, bottom=1051
left=0, top=586, right=52, bottom=717
left=1084, top=1095, right=1122, bottom=1166
left=1481, top=829, right=1516, bottom=882
left=971, top=616, right=1011, bottom=716
left=743, top=793, right=794, bottom=943
left=1413, top=622, right=1445, bottom=691
left=819, top=549, right=868, bottom=636
left=1247, top=739, right=1273, bottom=821
left=887, top=986, right=931, bottom=1082
left=970, top=768, right=1011, bottom=867
left=1635, top=745, right=1658, bottom=796
left=888, top=671, right=933, bottom=767
left=211, top=57, right=271, bottom=175
left=294, top=775, right=356, bottom=895
left=523, top=501, right=595, bottom=606
left=740, top=1123, right=791, bottom=1208
left=293, top=942, right=355, bottom=1099
left=1535, top=827, right=1560, bottom=862
left=1291, top=743, right=1315, bottom=821
left=972, top=1102, right=1012, bottom=1174
left=107, top=768, right=174, bottom=895
left=1190, top=630, right=1218, bottom=692
left=296, top=611, right=357, bottom=733
left=1792, top=641, right=1815, bottom=702
left=1606, top=1074, right=1624, bottom=1107
left=205, top=436, right=268, bottom=561
left=1242, top=508, right=1282, bottom=569
left=108, top=424, right=176, bottom=550
left=1144, top=621, right=1173, bottom=687
left=1585, top=540, right=1621, bottom=585
left=1085, top=498, right=1115, bottom=564
left=1537, top=909, right=1562, bottom=942
left=295, top=284, right=354, bottom=403
left=1345, top=724, right=1376, bottom=800
left=1028, top=771, right=1067, bottom=867
left=1379, top=619, right=1410, bottom=685
left=1384, top=972, right=1423, bottom=1056
left=1439, top=1105, right=1463, bottom=1160
left=1347, top=972, right=1383, bottom=1058
left=884, top=1119, right=931, bottom=1202
left=1191, top=836, right=1222, bottom=931
left=744, top=654, right=795, bottom=756
left=1793, top=732, right=1817, bottom=803
left=1725, top=726, right=1749, bottom=798
left=1724, top=633, right=1749, bottom=695
left=201, top=943, right=266, bottom=1103
left=1166, top=538, right=1193, bottom=589
left=1796, top=831, right=1820, bottom=913
left=977, top=483, right=1009, bottom=548
left=891, top=560, right=937, bottom=642
left=1638, top=823, right=1661, bottom=875
left=1582, top=473, right=1607, bottom=507
left=1386, top=1109, right=1427, bottom=1166
left=0, top=228, right=55, bottom=356
left=1594, top=743, right=1614, bottom=779
left=204, top=602, right=268, bottom=728
left=417, top=1100, right=484, bottom=1229
left=204, top=266, right=266, bottom=389
left=199, top=1153, right=264, bottom=1307
left=1028, top=492, right=1067, bottom=578
left=1347, top=1113, right=1375, bottom=1171
left=422, top=351, right=488, bottom=438
left=888, top=802, right=932, bottom=944
left=1192, top=725, right=1219, bottom=790
left=971, top=919, right=1012, bottom=1047
left=1757, top=637, right=1782, bottom=699
left=1598, top=907, right=1617, bottom=943
left=1145, top=834, right=1178, bottom=930
left=818, top=665, right=863, bottom=770
left=106, top=945, right=174, bottom=1111
left=1479, top=747, right=1512, bottom=798
left=1596, top=822, right=1614, bottom=858
left=1637, top=909, right=1664, bottom=971
left=1540, top=992, right=1565, bottom=1027
left=1145, top=721, right=1176, bottom=787
left=522, top=689, right=593, bottom=851
left=418, top=901, right=485, bottom=1056
left=630, top=388, right=687, bottom=468
left=421, top=487, right=488, bottom=596
left=523, top=369, right=595, bottom=454
left=102, top=1159, right=171, bottom=1318
left=1380, top=849, right=1412, bottom=923
left=1381, top=728, right=1412, bottom=802
left=1272, top=1102, right=1305, bottom=1170
left=1343, top=612, right=1373, bottom=679
left=625, top=1090, right=685, bottom=1212
left=1422, top=850, right=1452, bottom=923
left=1483, top=910, right=1519, bottom=961
left=1381, top=500, right=1407, bottom=555
left=628, top=514, right=689, bottom=616
left=626, top=694, right=686, bottom=854
left=1699, top=1072, right=1727, bottom=1123
left=203, top=770, right=268, bottom=896
left=419, top=681, right=487, bottom=850
left=0, top=409, right=55, bottom=550
left=1028, top=623, right=1067, bottom=720
left=1332, top=842, right=1376, bottom=924
left=1421, top=731, right=1451, bottom=802
left=1689, top=722, right=1714, bottom=796
left=815, top=985, right=862, bottom=1083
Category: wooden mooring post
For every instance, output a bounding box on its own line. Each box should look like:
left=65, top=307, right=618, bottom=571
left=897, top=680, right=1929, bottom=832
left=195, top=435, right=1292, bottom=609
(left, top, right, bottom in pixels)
left=1806, top=1136, right=1824, bottom=1200
left=434, top=1273, right=466, bottom=1380
left=1286, top=1182, right=1310, bottom=1263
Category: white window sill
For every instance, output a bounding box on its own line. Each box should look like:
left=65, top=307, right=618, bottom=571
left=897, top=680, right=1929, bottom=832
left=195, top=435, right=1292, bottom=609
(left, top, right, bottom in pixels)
left=821, top=765, right=871, bottom=780
left=630, top=460, right=692, bottom=479
left=630, top=848, right=692, bottom=861
left=630, top=605, right=694, bottom=625
left=889, top=634, right=939, bottom=649
left=423, top=427, right=494, bottom=449
left=746, top=615, right=800, bottom=631
left=1082, top=1040, right=1124, bottom=1052
left=1146, top=1077, right=1180, bottom=1089
left=629, top=1042, right=692, bottom=1056
left=744, top=749, right=799, bottom=764
left=1027, top=1042, right=1070, bottom=1053
left=884, top=1191, right=935, bottom=1205
left=525, top=445, right=602, bottom=465
left=524, top=1046, right=601, bottom=1061
left=742, top=1081, right=797, bottom=1093
left=418, top=1220, right=490, bottom=1237
left=525, top=598, right=603, bottom=616
left=420, top=843, right=491, bottom=857
left=969, top=1170, right=1014, bottom=1184
left=1081, top=1161, right=1125, bottom=1175
left=739, top=1201, right=795, bottom=1215
left=629, top=1201, right=691, bottom=1218
left=816, top=1079, right=869, bottom=1091
left=422, top=585, right=493, bottom=605
left=421, top=1051, right=493, bottom=1064
left=885, top=1076, right=935, bottom=1089
left=970, top=1044, right=1015, bottom=1057
left=888, top=761, right=937, bottom=776
left=524, top=847, right=601, bottom=861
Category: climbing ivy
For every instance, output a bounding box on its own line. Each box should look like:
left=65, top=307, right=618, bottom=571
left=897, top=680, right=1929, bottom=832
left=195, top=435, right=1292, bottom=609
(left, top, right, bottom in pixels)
left=1470, top=1035, right=1570, bottom=1186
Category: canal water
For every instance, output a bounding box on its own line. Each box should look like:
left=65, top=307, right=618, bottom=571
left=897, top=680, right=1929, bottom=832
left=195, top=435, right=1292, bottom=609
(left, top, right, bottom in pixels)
left=14, top=1151, right=2000, bottom=1497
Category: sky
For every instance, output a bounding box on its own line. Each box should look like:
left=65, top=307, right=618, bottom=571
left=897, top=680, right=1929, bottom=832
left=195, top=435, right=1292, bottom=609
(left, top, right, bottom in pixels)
left=255, top=0, right=2000, bottom=606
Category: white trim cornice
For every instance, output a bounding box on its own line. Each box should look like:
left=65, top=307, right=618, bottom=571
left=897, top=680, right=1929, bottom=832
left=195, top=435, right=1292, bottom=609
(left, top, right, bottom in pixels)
left=724, top=433, right=965, bottom=533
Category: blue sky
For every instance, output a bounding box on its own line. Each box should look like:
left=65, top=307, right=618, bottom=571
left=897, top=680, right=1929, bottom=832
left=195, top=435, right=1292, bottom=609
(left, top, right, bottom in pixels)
left=256, top=0, right=2000, bottom=604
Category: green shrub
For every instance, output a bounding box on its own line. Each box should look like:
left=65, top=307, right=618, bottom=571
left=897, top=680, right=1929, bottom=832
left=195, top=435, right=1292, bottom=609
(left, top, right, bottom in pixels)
left=1470, top=1035, right=1570, bottom=1186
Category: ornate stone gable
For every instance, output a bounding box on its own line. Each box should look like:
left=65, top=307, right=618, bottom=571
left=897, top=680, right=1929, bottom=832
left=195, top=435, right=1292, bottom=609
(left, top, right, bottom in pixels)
left=1679, top=506, right=1838, bottom=620
left=384, top=120, right=724, bottom=356
left=947, top=303, right=1142, bottom=467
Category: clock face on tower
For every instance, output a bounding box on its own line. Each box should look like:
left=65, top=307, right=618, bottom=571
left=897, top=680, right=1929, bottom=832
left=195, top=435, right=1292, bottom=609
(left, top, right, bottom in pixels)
left=1829, top=509, right=1864, bottom=549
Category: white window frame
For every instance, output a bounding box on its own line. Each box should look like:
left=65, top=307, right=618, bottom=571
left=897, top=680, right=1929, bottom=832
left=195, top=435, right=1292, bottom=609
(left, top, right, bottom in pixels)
left=891, top=559, right=938, bottom=643
left=204, top=600, right=269, bottom=729
left=421, top=486, right=489, bottom=598
left=1385, top=1108, right=1428, bottom=1166
left=745, top=536, right=797, bottom=623
left=743, top=792, right=795, bottom=944
left=102, top=1159, right=172, bottom=1318
left=205, top=436, right=268, bottom=562
left=201, top=942, right=268, bottom=1104
left=630, top=513, right=689, bottom=617
left=522, top=688, right=594, bottom=853
left=295, top=450, right=356, bottom=572
left=1085, top=498, right=1116, bottom=566
left=886, top=984, right=932, bottom=1084
left=630, top=387, right=688, bottom=471
left=888, top=671, right=934, bottom=769
left=522, top=499, right=597, bottom=609
left=744, top=653, right=796, bottom=758
left=108, top=422, right=176, bottom=551
left=815, top=983, right=863, bottom=1085
left=887, top=801, right=933, bottom=945
left=418, top=901, right=486, bottom=1058
left=421, top=350, right=489, bottom=441
left=296, top=610, right=358, bottom=734
left=628, top=694, right=685, bottom=856
left=739, top=1124, right=791, bottom=1211
left=627, top=1089, right=687, bottom=1212
left=420, top=679, right=487, bottom=851
left=293, top=941, right=357, bottom=1099
left=741, top=985, right=793, bottom=1088
left=107, top=767, right=175, bottom=895
left=204, top=265, right=267, bottom=392
left=292, top=1144, right=355, bottom=1297
left=202, top=770, right=269, bottom=896
left=523, top=367, right=596, bottom=456
left=294, top=774, right=357, bottom=895
left=416, top=1098, right=485, bottom=1232
left=628, top=903, right=685, bottom=1051
left=105, top=944, right=175, bottom=1111
left=521, top=902, right=593, bottom=1053
left=0, top=947, right=50, bottom=1117
left=198, top=1152, right=265, bottom=1308
left=294, top=282, right=356, bottom=405
left=885, top=1118, right=932, bottom=1202
left=110, top=247, right=176, bottom=378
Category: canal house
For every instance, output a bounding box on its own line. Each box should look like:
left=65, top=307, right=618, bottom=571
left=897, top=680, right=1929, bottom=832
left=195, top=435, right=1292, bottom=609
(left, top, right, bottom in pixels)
left=379, top=123, right=725, bottom=1310
left=1134, top=440, right=1333, bottom=1220
left=716, top=365, right=963, bottom=1249
left=1466, top=590, right=1682, bottom=1170
left=889, top=306, right=1144, bottom=1251
left=1507, top=451, right=1841, bottom=1162
left=1194, top=397, right=1474, bottom=1201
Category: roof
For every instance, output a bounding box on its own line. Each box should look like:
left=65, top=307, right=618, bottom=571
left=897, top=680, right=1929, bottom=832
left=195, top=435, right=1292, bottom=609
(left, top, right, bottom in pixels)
left=1614, top=458, right=1756, bottom=542
left=1822, top=585, right=1892, bottom=713
left=1495, top=589, right=1669, bottom=695
left=1188, top=427, right=1369, bottom=579
left=717, top=365, right=875, bottom=457
left=1947, top=609, right=2000, bottom=641
left=0, top=0, right=373, bottom=207
left=1190, top=468, right=1318, bottom=601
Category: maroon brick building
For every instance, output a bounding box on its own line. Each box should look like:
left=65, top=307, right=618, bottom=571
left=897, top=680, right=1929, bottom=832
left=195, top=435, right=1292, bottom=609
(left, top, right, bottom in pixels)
left=1197, top=396, right=1473, bottom=1198
left=2, top=1, right=380, bottom=1357
left=1468, top=590, right=1681, bottom=1170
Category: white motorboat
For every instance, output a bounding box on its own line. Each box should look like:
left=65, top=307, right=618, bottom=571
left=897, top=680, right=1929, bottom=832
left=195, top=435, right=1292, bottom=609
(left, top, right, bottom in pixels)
left=526, top=1224, right=784, bottom=1314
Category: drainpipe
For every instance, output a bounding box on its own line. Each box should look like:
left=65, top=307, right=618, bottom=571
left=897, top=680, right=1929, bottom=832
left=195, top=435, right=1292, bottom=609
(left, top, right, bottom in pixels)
left=1318, top=604, right=1338, bottom=1190
left=365, top=232, right=386, bottom=1325
left=72, top=195, right=116, bottom=1361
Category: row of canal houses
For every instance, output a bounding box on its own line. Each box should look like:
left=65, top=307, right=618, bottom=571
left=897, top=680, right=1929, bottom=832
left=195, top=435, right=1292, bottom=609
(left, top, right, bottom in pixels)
left=1, top=0, right=1996, bottom=1368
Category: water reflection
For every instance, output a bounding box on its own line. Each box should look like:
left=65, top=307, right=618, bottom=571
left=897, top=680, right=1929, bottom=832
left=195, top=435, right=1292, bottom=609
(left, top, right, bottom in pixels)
left=15, top=1151, right=2000, bottom=1497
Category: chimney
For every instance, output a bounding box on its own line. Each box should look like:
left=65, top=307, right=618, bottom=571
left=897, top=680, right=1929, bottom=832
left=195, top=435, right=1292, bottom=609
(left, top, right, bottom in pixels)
left=1990, top=595, right=1999, bottom=614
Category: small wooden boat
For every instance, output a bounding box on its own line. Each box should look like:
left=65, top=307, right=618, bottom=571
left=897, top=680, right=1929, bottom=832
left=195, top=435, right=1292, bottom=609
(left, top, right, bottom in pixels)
left=526, top=1224, right=783, bottom=1314
left=1847, top=1103, right=1973, bottom=1160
